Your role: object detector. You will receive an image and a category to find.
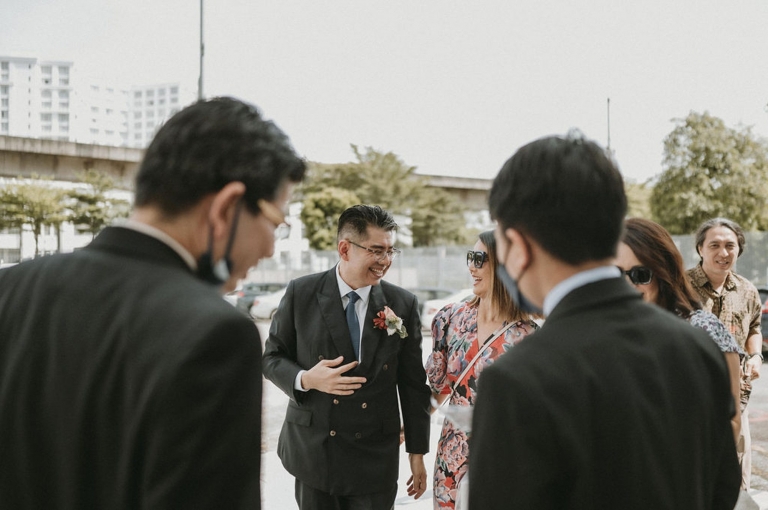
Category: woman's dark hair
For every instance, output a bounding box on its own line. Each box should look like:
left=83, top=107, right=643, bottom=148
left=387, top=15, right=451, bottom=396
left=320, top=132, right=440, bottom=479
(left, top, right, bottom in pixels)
left=467, top=230, right=529, bottom=323
left=622, top=218, right=701, bottom=317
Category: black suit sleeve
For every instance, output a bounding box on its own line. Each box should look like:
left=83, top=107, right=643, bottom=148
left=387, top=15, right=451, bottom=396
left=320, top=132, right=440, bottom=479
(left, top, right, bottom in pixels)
left=141, top=316, right=263, bottom=510
left=469, top=362, right=563, bottom=510
left=263, top=280, right=304, bottom=402
left=396, top=292, right=432, bottom=454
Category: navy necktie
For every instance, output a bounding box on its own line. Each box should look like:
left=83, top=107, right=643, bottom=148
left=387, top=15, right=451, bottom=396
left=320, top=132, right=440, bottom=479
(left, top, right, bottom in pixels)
left=346, top=291, right=361, bottom=360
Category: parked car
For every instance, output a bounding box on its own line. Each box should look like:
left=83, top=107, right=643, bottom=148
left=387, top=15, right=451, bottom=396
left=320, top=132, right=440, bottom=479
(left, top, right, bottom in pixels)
left=250, top=287, right=288, bottom=321
left=224, top=282, right=286, bottom=313
left=406, top=287, right=457, bottom=317
left=420, top=288, right=474, bottom=332
left=758, top=286, right=768, bottom=355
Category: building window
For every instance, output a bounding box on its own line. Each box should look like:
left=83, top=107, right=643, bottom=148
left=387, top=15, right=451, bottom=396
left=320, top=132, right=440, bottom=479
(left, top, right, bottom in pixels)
left=170, top=86, right=178, bottom=94
left=1, top=111, right=7, bottom=119
left=1, top=122, right=7, bottom=132
left=146, top=121, right=154, bottom=129
left=134, top=122, right=141, bottom=129
left=1, top=98, right=7, bottom=108
left=91, top=85, right=99, bottom=92
left=91, top=106, right=99, bottom=113
left=59, top=77, right=69, bottom=86
left=147, top=111, right=154, bottom=119
left=41, top=90, right=52, bottom=98
left=0, top=86, right=8, bottom=96
left=42, top=101, right=51, bottom=109
left=58, top=66, right=69, bottom=76
left=41, top=113, right=52, bottom=122
left=41, top=125, right=51, bottom=132
left=41, top=66, right=51, bottom=74
left=58, top=113, right=69, bottom=122
left=0, top=62, right=8, bottom=70
left=106, top=130, right=114, bottom=136
left=134, top=91, right=142, bottom=98
left=59, top=90, right=69, bottom=100
left=134, top=133, right=142, bottom=140
left=170, top=96, right=178, bottom=104
left=90, top=128, right=99, bottom=135
left=134, top=112, right=142, bottom=119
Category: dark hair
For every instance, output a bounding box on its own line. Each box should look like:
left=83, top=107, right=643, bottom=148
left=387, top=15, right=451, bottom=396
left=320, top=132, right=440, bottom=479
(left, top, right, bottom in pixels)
left=337, top=205, right=398, bottom=242
left=694, top=217, right=746, bottom=259
left=489, top=132, right=627, bottom=265
left=134, top=97, right=306, bottom=217
left=622, top=218, right=701, bottom=317
left=467, top=230, right=529, bottom=323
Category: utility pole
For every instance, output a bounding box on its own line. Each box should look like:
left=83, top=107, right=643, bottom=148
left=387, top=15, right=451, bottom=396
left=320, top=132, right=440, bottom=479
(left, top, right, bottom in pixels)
left=606, top=97, right=611, bottom=152
left=198, top=0, right=204, bottom=100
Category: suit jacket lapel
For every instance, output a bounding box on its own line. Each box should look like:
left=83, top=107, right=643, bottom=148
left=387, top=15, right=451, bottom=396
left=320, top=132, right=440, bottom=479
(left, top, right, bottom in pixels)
left=359, top=284, right=387, bottom=372
left=317, top=269, right=358, bottom=363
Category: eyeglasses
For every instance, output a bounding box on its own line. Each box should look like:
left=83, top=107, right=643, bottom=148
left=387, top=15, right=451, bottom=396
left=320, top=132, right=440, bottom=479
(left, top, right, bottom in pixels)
left=467, top=250, right=489, bottom=269
left=347, top=240, right=401, bottom=262
left=620, top=265, right=653, bottom=285
left=257, top=199, right=291, bottom=240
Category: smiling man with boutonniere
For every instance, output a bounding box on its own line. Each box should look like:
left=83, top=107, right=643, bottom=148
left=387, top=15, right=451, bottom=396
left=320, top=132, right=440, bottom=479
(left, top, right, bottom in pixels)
left=263, top=204, right=431, bottom=510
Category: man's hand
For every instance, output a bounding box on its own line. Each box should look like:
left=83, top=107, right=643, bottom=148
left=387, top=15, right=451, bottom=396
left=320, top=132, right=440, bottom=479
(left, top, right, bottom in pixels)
left=746, top=355, right=762, bottom=380
left=405, top=453, right=427, bottom=499
left=300, top=356, right=366, bottom=395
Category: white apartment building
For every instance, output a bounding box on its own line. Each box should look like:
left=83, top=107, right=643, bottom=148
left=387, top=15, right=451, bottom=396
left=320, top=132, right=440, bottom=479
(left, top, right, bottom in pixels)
left=0, top=56, right=74, bottom=141
left=127, top=83, right=194, bottom=148
left=0, top=55, right=194, bottom=149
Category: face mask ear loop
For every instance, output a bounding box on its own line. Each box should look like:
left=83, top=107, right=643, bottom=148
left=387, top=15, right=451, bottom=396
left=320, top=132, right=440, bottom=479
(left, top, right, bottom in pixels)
left=224, top=199, right=245, bottom=257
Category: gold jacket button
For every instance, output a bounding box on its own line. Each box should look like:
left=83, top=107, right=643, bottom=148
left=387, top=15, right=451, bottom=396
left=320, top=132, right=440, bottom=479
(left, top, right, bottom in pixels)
left=361, top=403, right=367, bottom=409
left=382, top=364, right=388, bottom=371
left=329, top=430, right=336, bottom=437
left=355, top=432, right=362, bottom=439
left=333, top=399, right=339, bottom=405
left=318, top=355, right=325, bottom=361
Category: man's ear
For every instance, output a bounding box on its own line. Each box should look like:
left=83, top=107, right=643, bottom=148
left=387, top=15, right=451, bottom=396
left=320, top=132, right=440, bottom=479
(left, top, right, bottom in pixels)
left=208, top=181, right=246, bottom=240
left=503, top=227, right=530, bottom=276
left=338, top=239, right=351, bottom=262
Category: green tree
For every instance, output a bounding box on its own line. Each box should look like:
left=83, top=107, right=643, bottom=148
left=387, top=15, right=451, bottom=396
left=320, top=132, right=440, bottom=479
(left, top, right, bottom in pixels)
left=625, top=179, right=652, bottom=219
left=299, top=145, right=470, bottom=247
left=0, top=176, right=67, bottom=257
left=67, top=170, right=130, bottom=239
left=650, top=111, right=768, bottom=234
left=301, top=188, right=361, bottom=250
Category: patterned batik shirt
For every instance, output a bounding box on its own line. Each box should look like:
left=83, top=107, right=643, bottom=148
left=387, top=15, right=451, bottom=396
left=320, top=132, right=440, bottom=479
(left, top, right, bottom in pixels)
left=686, top=263, right=762, bottom=350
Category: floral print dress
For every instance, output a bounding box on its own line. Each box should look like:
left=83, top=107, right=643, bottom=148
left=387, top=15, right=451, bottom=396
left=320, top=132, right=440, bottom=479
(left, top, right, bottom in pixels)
left=425, top=301, right=538, bottom=510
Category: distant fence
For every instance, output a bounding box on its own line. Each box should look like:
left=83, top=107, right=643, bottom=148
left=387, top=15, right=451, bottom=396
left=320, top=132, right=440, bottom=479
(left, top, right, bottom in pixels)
left=246, top=232, right=768, bottom=292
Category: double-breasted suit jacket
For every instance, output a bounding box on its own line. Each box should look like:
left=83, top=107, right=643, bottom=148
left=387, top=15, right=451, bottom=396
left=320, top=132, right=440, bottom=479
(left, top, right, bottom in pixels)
left=263, top=267, right=431, bottom=496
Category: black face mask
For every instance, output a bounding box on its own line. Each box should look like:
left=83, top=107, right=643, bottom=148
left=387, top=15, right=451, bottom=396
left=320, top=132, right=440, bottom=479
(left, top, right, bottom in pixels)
left=195, top=200, right=243, bottom=286
left=496, top=264, right=543, bottom=315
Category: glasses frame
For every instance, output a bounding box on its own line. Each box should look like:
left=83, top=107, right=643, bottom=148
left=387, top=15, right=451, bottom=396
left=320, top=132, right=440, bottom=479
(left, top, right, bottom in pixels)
left=620, top=265, right=653, bottom=285
left=347, top=240, right=401, bottom=262
left=257, top=199, right=291, bottom=240
left=467, top=250, right=489, bottom=269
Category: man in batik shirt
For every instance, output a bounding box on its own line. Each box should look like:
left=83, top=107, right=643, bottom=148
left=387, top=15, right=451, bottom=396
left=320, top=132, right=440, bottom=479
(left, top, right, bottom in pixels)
left=687, top=217, right=762, bottom=490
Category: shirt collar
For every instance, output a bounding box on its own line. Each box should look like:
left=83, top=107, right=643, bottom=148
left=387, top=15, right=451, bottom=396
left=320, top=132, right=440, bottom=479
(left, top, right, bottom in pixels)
left=691, top=263, right=737, bottom=291
left=119, top=219, right=198, bottom=271
left=335, top=264, right=372, bottom=304
left=543, top=265, right=621, bottom=316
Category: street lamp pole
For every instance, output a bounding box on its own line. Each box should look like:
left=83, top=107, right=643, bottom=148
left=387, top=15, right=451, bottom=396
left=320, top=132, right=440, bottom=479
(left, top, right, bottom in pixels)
left=198, top=0, right=204, bottom=100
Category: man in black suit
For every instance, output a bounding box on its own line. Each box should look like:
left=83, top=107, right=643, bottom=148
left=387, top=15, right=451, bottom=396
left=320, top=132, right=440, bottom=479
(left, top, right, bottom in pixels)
left=469, top=133, right=741, bottom=509
left=0, top=97, right=306, bottom=509
left=263, top=205, right=431, bottom=510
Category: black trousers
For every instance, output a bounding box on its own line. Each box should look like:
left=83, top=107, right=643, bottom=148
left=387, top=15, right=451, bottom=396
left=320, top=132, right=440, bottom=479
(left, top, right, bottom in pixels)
left=294, top=479, right=397, bottom=510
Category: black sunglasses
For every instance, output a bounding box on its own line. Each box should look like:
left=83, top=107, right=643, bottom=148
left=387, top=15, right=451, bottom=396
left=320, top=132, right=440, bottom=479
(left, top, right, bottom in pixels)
left=467, top=251, right=489, bottom=268
left=620, top=265, right=653, bottom=285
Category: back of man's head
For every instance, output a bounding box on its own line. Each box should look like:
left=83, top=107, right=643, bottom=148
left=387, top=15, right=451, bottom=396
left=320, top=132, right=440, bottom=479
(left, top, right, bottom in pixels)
left=134, top=96, right=306, bottom=218
left=489, top=132, right=627, bottom=265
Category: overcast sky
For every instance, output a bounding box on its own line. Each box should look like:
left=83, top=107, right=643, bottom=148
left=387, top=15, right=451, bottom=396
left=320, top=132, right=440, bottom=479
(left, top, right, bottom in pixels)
left=2, top=0, right=767, bottom=183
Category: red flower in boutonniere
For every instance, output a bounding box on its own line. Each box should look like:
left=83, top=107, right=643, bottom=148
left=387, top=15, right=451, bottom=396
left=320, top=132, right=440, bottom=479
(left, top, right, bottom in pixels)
left=373, top=306, right=408, bottom=338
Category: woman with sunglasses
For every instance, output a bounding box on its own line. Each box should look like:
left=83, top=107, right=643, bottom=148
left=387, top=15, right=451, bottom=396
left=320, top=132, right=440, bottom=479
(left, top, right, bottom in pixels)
left=425, top=230, right=538, bottom=510
left=616, top=217, right=743, bottom=444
